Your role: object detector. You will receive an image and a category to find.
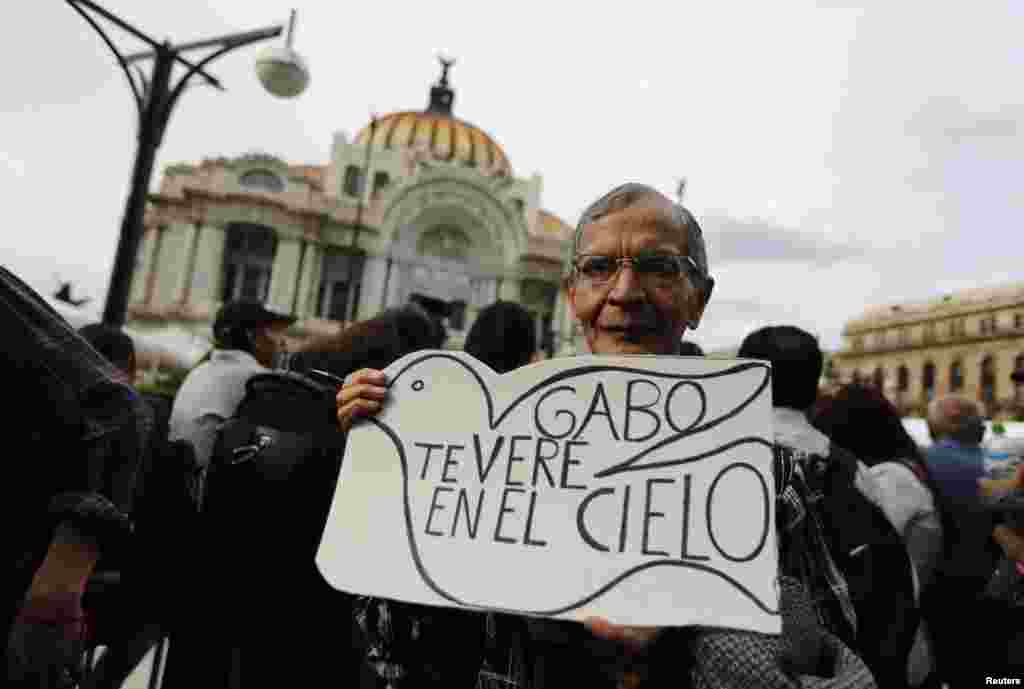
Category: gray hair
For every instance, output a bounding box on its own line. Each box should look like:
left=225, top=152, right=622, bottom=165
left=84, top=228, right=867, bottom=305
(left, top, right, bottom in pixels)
left=572, top=183, right=713, bottom=287
left=927, top=396, right=985, bottom=445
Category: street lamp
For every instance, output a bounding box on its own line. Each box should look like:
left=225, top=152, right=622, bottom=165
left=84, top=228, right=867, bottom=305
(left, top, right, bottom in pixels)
left=66, top=0, right=308, bottom=328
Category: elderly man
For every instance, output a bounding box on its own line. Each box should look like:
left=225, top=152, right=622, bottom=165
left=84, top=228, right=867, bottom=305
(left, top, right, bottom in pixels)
left=924, top=396, right=988, bottom=503
left=337, top=184, right=872, bottom=688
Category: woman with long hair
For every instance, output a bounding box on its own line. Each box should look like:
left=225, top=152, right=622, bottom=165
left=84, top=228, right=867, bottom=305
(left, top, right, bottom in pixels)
left=812, top=383, right=944, bottom=688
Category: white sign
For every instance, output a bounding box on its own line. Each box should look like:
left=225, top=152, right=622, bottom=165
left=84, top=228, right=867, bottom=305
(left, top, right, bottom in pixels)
left=317, top=352, right=780, bottom=633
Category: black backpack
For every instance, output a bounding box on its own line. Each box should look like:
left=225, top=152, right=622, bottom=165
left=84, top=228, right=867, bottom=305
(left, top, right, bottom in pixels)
left=800, top=443, right=919, bottom=689
left=176, top=370, right=357, bottom=688
left=204, top=370, right=347, bottom=583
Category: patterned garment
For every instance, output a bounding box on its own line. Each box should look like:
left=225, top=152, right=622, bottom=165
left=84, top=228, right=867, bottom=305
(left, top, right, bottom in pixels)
left=690, top=576, right=875, bottom=689
left=773, top=444, right=859, bottom=644
left=353, top=596, right=486, bottom=689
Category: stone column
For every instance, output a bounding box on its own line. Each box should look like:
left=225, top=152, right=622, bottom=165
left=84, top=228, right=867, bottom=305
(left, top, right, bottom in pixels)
left=187, top=224, right=227, bottom=319
left=553, top=285, right=575, bottom=356
left=267, top=237, right=302, bottom=314
left=498, top=272, right=520, bottom=302
left=151, top=222, right=196, bottom=309
left=356, top=255, right=388, bottom=321
left=130, top=226, right=160, bottom=305
left=294, top=243, right=320, bottom=319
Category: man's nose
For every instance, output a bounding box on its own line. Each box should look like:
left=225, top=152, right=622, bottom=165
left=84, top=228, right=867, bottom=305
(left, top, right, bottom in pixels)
left=607, top=263, right=646, bottom=303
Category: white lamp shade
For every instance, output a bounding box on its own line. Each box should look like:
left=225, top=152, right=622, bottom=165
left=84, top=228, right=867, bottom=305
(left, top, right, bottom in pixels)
left=255, top=45, right=310, bottom=98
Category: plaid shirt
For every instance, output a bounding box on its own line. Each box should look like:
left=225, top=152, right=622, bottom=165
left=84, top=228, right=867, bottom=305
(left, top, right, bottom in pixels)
left=774, top=444, right=859, bottom=645
left=1, top=266, right=152, bottom=566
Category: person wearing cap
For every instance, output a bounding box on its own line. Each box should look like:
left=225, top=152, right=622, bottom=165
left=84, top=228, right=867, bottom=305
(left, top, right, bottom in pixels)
left=169, top=300, right=295, bottom=468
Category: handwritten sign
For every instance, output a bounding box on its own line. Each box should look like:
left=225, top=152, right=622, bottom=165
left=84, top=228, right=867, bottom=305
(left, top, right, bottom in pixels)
left=316, top=352, right=780, bottom=633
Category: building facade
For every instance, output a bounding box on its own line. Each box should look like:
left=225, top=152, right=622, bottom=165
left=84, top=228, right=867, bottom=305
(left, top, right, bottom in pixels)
left=127, top=62, right=577, bottom=357
left=832, top=282, right=1024, bottom=418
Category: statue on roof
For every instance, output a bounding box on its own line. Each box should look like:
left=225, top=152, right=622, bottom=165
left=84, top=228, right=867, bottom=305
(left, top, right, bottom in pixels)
left=438, top=55, right=455, bottom=86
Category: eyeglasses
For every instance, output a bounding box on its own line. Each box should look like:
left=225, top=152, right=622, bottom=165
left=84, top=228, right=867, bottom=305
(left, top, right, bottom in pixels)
left=572, top=253, right=701, bottom=287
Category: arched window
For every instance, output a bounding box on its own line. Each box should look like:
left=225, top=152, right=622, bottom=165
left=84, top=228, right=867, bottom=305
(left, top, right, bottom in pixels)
left=372, top=171, right=390, bottom=199
left=343, top=165, right=364, bottom=197
left=923, top=362, right=936, bottom=401
left=521, top=278, right=559, bottom=354
left=317, top=248, right=361, bottom=322
left=950, top=359, right=964, bottom=392
left=418, top=225, right=471, bottom=262
left=873, top=366, right=885, bottom=391
left=239, top=169, right=284, bottom=193
left=897, top=365, right=910, bottom=392
left=1015, top=354, right=1024, bottom=402
left=221, top=223, right=277, bottom=303
left=981, top=355, right=996, bottom=406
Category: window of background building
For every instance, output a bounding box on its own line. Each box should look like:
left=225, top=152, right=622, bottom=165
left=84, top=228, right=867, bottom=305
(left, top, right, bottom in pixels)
left=873, top=366, right=885, bottom=391
left=1016, top=354, right=1024, bottom=402
left=853, top=336, right=864, bottom=351
left=520, top=278, right=558, bottom=354
left=923, top=362, right=936, bottom=401
left=1016, top=313, right=1023, bottom=330
left=950, top=359, right=964, bottom=392
left=981, top=355, right=997, bottom=409
left=899, top=328, right=910, bottom=346
left=221, top=223, right=277, bottom=303
left=418, top=225, right=471, bottom=262
left=923, top=323, right=936, bottom=343
left=372, top=171, right=390, bottom=199
left=980, top=316, right=998, bottom=335
left=239, top=169, right=284, bottom=193
left=317, top=248, right=360, bottom=322
left=875, top=331, right=887, bottom=348
left=343, top=165, right=364, bottom=197
left=898, top=365, right=909, bottom=392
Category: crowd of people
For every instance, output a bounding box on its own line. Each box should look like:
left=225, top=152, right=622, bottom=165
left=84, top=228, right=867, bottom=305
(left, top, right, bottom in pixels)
left=5, top=182, right=1024, bottom=689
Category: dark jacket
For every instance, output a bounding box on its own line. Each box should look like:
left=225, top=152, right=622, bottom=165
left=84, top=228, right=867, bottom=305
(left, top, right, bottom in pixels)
left=1, top=267, right=152, bottom=645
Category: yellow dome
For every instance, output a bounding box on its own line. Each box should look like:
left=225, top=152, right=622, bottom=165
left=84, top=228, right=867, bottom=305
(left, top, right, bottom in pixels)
left=353, top=60, right=512, bottom=177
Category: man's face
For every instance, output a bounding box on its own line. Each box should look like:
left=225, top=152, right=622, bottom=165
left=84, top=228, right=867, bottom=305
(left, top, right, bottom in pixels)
left=566, top=197, right=707, bottom=356
left=252, top=322, right=289, bottom=367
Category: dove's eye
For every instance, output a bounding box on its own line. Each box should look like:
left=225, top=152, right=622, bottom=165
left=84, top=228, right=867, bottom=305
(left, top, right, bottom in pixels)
left=412, top=380, right=425, bottom=391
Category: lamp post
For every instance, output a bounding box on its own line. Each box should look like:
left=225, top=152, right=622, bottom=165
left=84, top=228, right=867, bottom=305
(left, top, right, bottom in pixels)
left=66, top=0, right=308, bottom=328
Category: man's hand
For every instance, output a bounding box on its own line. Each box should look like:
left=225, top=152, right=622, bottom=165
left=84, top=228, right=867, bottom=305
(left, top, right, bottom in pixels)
left=336, top=369, right=388, bottom=433
left=583, top=618, right=664, bottom=689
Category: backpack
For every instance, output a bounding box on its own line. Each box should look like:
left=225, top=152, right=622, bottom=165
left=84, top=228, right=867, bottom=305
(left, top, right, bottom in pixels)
left=191, top=370, right=357, bottom=687
left=204, top=370, right=347, bottom=583
left=797, top=443, right=919, bottom=689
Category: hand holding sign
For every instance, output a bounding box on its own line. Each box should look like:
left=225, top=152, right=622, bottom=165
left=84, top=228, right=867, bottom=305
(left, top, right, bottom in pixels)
left=319, top=351, right=779, bottom=633
left=336, top=368, right=388, bottom=432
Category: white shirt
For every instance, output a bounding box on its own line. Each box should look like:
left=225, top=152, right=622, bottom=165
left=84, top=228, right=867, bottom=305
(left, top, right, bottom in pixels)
left=169, top=349, right=267, bottom=466
left=772, top=407, right=880, bottom=500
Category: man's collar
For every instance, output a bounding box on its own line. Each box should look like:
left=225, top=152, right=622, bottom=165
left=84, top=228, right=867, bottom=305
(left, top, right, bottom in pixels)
left=211, top=349, right=262, bottom=367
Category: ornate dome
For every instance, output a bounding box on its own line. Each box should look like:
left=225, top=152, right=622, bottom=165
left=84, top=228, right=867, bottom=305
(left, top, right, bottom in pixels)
left=353, top=60, right=512, bottom=177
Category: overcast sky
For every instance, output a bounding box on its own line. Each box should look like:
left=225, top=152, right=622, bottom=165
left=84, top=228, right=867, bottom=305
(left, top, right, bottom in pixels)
left=3, top=1, right=1022, bottom=352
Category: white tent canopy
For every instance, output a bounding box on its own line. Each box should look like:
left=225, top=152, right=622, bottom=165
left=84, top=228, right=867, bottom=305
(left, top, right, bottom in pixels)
left=43, top=296, right=209, bottom=371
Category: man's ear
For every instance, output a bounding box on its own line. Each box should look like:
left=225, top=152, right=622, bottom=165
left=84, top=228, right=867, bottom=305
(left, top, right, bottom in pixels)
left=687, top=277, right=714, bottom=330
left=562, top=275, right=578, bottom=324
